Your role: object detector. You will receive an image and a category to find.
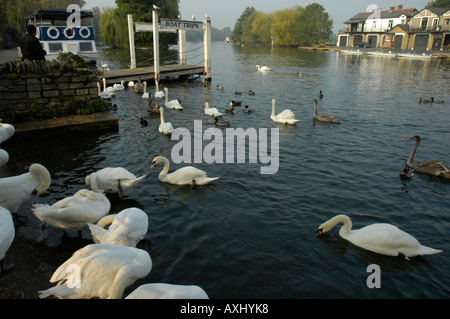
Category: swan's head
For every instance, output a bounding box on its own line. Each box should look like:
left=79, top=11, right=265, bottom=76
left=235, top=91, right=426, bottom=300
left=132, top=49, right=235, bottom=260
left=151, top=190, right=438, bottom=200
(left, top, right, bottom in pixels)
left=409, top=136, right=421, bottom=143
left=164, top=87, right=168, bottom=92
left=151, top=156, right=165, bottom=169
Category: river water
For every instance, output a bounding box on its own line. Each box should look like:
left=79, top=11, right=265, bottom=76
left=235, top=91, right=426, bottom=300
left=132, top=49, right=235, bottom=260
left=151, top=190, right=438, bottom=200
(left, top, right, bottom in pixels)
left=1, top=42, right=449, bottom=299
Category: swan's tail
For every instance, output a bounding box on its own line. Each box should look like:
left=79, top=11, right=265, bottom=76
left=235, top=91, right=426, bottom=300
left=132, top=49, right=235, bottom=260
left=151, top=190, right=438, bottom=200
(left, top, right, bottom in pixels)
left=38, top=286, right=75, bottom=299
left=32, top=203, right=53, bottom=219
left=122, top=174, right=147, bottom=190
left=418, top=245, right=442, bottom=256
left=88, top=223, right=109, bottom=244
left=194, top=177, right=220, bottom=185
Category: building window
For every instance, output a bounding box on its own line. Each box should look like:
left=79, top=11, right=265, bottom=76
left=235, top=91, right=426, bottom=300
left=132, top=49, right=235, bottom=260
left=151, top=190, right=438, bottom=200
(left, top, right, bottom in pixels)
left=421, top=17, right=428, bottom=30
left=388, top=20, right=393, bottom=29
left=372, top=21, right=377, bottom=29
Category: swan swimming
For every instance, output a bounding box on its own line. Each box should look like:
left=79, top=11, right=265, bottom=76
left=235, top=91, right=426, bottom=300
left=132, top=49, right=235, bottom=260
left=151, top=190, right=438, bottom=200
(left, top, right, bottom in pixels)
left=0, top=206, right=14, bottom=273
left=32, top=189, right=111, bottom=231
left=38, top=243, right=152, bottom=299
left=142, top=81, right=150, bottom=99
left=313, top=99, right=340, bottom=124
left=0, top=149, right=9, bottom=167
left=126, top=283, right=209, bottom=299
left=88, top=207, right=148, bottom=247
left=316, top=214, right=442, bottom=258
left=270, top=99, right=299, bottom=125
left=0, top=163, right=51, bottom=213
left=113, top=80, right=125, bottom=90
left=151, top=156, right=220, bottom=186
left=158, top=107, right=175, bottom=135
left=0, top=123, right=15, bottom=143
left=85, top=167, right=147, bottom=199
left=204, top=102, right=223, bottom=118
left=164, top=88, right=183, bottom=110
left=154, top=80, right=165, bottom=98
left=255, top=64, right=271, bottom=71
left=102, top=78, right=116, bottom=95
left=406, top=136, right=450, bottom=179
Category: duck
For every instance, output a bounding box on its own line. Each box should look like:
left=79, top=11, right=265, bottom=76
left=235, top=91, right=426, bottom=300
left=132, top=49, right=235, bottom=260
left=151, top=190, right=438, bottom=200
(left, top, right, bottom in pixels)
left=158, top=107, right=175, bottom=135
left=216, top=85, right=224, bottom=90
left=85, top=167, right=147, bottom=199
left=255, top=64, right=271, bottom=71
left=38, top=243, right=152, bottom=299
left=244, top=105, right=251, bottom=114
left=0, top=207, right=14, bottom=273
left=406, top=135, right=450, bottom=179
left=270, top=99, right=299, bottom=125
left=313, top=99, right=340, bottom=124
left=230, top=100, right=241, bottom=106
left=32, top=189, right=111, bottom=231
left=163, top=88, right=183, bottom=110
left=149, top=101, right=161, bottom=113
left=215, top=117, right=230, bottom=127
left=154, top=80, right=165, bottom=98
left=88, top=207, right=148, bottom=247
left=248, top=90, right=255, bottom=96
left=141, top=81, right=150, bottom=99
left=0, top=149, right=9, bottom=167
left=296, top=72, right=303, bottom=77
left=0, top=123, right=15, bottom=143
left=134, top=77, right=144, bottom=94
left=225, top=108, right=235, bottom=114
left=399, top=167, right=415, bottom=180
left=151, top=156, right=219, bottom=186
left=204, top=102, right=222, bottom=118
left=418, top=97, right=432, bottom=104
left=113, top=80, right=125, bottom=90
left=0, top=163, right=51, bottom=213
left=125, top=283, right=209, bottom=299
left=316, top=214, right=442, bottom=258
left=234, top=91, right=242, bottom=95
left=431, top=97, right=444, bottom=103
left=140, top=117, right=148, bottom=126
left=319, top=90, right=323, bottom=99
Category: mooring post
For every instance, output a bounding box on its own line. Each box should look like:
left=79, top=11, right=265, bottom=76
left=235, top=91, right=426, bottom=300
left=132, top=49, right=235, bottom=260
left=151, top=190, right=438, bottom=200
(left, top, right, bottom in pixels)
left=203, top=17, right=212, bottom=80
left=128, top=14, right=136, bottom=69
left=152, top=10, right=160, bottom=81
left=179, top=29, right=187, bottom=65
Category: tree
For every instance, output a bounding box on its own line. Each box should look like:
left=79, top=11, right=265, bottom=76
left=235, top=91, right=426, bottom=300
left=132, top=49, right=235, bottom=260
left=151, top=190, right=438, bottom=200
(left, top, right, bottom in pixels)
left=292, top=3, right=332, bottom=47
left=231, top=7, right=256, bottom=43
left=430, top=0, right=450, bottom=7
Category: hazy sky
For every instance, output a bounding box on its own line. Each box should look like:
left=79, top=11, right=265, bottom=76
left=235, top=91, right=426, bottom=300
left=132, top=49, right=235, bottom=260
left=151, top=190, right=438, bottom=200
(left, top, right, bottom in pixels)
left=83, top=0, right=431, bottom=32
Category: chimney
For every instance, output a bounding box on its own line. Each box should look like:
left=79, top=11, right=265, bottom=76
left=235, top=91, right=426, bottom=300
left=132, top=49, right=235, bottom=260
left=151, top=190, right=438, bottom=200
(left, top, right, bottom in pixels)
left=397, top=4, right=403, bottom=9
left=427, top=2, right=431, bottom=6
left=389, top=6, right=395, bottom=10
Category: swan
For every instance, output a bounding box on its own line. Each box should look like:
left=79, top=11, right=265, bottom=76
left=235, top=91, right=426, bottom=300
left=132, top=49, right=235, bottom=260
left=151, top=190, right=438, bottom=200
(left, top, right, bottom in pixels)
left=204, top=102, right=222, bottom=118
left=406, top=136, right=450, bottom=179
left=255, top=64, right=271, bottom=71
left=0, top=123, right=15, bottom=143
left=113, top=80, right=125, bottom=90
left=313, top=99, right=340, bottom=124
left=126, top=283, right=209, bottom=299
left=32, top=189, right=111, bottom=231
left=97, top=82, right=114, bottom=99
left=149, top=101, right=161, bottom=113
left=271, top=99, right=299, bottom=125
left=102, top=78, right=116, bottom=95
left=88, top=207, right=148, bottom=247
left=142, top=81, right=150, bottom=99
left=38, top=243, right=152, bottom=299
left=128, top=81, right=135, bottom=87
left=154, top=80, right=165, bottom=98
left=85, top=167, right=147, bottom=198
left=158, top=107, right=174, bottom=135
left=164, top=88, right=183, bottom=110
left=316, top=214, right=442, bottom=258
left=0, top=163, right=51, bottom=213
left=134, top=77, right=144, bottom=94
left=0, top=206, right=14, bottom=273
left=151, top=156, right=219, bottom=186
left=0, top=149, right=9, bottom=167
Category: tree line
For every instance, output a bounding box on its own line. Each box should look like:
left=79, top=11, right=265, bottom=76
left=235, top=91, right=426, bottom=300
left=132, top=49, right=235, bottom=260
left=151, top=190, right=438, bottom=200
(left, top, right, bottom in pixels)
left=231, top=3, right=334, bottom=47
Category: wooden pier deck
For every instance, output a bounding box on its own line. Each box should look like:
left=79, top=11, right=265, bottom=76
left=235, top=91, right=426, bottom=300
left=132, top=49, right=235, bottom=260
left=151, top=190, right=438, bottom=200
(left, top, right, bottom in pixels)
left=102, top=64, right=204, bottom=85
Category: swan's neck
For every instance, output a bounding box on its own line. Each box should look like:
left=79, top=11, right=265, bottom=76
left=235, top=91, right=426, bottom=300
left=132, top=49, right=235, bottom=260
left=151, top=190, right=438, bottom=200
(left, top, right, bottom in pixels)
left=159, top=158, right=170, bottom=177
left=97, top=82, right=101, bottom=95
left=96, top=213, right=117, bottom=228
left=102, top=78, right=106, bottom=91
left=407, top=140, right=419, bottom=167
left=314, top=100, right=318, bottom=116
left=324, top=215, right=352, bottom=237
left=155, top=81, right=159, bottom=91
left=30, top=164, right=51, bottom=195
left=271, top=100, right=276, bottom=117
left=205, top=102, right=209, bottom=109
left=160, top=108, right=165, bottom=124
left=143, top=82, right=147, bottom=93
left=164, top=90, right=169, bottom=103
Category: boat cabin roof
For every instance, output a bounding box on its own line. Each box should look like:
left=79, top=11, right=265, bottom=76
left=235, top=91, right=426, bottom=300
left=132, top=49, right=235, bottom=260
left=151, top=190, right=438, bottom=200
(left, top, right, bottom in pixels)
left=26, top=9, right=93, bottom=22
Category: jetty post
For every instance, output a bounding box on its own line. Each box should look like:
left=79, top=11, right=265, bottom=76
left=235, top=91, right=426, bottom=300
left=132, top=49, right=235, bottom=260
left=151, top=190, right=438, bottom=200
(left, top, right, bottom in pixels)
left=179, top=29, right=187, bottom=65
left=152, top=9, right=160, bottom=81
left=127, top=14, right=137, bottom=69
left=203, top=16, right=212, bottom=80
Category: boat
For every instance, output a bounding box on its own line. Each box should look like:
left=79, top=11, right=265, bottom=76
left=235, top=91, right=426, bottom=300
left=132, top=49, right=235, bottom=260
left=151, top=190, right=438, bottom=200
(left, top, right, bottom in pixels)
left=25, top=9, right=98, bottom=65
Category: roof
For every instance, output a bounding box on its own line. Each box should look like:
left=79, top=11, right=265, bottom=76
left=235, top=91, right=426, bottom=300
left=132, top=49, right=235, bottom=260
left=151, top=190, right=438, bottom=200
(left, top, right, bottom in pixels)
left=26, top=9, right=94, bottom=22
left=346, top=7, right=418, bottom=22
left=421, top=6, right=450, bottom=16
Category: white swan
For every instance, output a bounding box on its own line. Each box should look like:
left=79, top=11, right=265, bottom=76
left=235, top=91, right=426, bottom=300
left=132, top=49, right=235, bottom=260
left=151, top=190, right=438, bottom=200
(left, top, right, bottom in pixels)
left=85, top=167, right=147, bottom=199
left=97, top=82, right=114, bottom=99
left=102, top=78, right=116, bottom=95
left=142, top=81, right=150, bottom=99
left=113, top=80, right=125, bottom=90
left=32, top=189, right=111, bottom=231
left=128, top=81, right=135, bottom=87
left=88, top=207, right=148, bottom=247
left=204, top=102, right=222, bottom=118
left=0, top=149, right=9, bottom=167
left=38, top=243, right=152, bottom=299
left=158, top=107, right=174, bottom=135
left=164, top=88, right=183, bottom=110
left=0, top=206, right=14, bottom=273
left=154, top=80, right=165, bottom=98
left=407, top=136, right=450, bottom=179
left=126, top=283, right=209, bottom=299
left=151, top=156, right=219, bottom=186
left=271, top=99, right=299, bottom=125
left=255, top=64, right=271, bottom=71
left=313, top=99, right=340, bottom=124
left=0, top=163, right=51, bottom=213
left=0, top=123, right=15, bottom=143
left=316, top=214, right=443, bottom=258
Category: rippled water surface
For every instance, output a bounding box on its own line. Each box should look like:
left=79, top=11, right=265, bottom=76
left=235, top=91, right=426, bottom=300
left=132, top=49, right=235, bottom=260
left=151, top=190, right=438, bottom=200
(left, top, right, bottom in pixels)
left=1, top=42, right=449, bottom=299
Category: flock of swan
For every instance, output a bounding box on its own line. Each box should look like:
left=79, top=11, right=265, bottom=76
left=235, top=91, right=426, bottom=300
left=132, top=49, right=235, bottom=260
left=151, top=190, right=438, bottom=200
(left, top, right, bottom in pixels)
left=0, top=67, right=448, bottom=298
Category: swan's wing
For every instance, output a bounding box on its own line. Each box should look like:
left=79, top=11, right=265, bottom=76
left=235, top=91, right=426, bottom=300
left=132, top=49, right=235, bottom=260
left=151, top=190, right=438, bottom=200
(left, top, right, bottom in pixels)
left=167, top=166, right=209, bottom=185
left=277, top=109, right=296, bottom=119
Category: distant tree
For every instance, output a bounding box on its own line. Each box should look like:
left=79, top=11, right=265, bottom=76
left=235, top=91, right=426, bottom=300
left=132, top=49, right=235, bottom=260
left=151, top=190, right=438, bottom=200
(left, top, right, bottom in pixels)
left=231, top=7, right=256, bottom=43
left=429, top=0, right=450, bottom=7
left=292, top=3, right=332, bottom=47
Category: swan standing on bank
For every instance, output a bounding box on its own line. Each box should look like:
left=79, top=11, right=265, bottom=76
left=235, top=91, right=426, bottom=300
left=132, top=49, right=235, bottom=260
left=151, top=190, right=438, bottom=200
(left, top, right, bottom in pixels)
left=255, top=64, right=271, bottom=71
left=204, top=102, right=222, bottom=118
left=271, top=99, right=299, bottom=125
left=406, top=136, right=450, bottom=179
left=126, top=283, right=209, bottom=299
left=32, top=189, right=111, bottom=231
left=151, top=156, right=220, bottom=186
left=0, top=207, right=14, bottom=273
left=38, top=243, right=152, bottom=299
left=85, top=167, right=147, bottom=199
left=0, top=163, right=51, bottom=213
left=164, top=88, right=183, bottom=110
left=154, top=80, right=165, bottom=98
left=159, top=107, right=175, bottom=135
left=313, top=99, right=340, bottom=124
left=88, top=207, right=148, bottom=247
left=316, top=214, right=442, bottom=258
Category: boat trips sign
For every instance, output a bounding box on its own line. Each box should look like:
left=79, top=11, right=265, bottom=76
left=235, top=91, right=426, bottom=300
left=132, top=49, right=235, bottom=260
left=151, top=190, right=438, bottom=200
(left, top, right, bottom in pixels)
left=160, top=19, right=203, bottom=31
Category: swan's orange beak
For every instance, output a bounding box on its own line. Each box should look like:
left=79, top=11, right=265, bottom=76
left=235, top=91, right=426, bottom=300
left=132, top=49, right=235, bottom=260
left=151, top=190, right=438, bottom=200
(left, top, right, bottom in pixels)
left=151, top=163, right=156, bottom=169
left=316, top=229, right=324, bottom=237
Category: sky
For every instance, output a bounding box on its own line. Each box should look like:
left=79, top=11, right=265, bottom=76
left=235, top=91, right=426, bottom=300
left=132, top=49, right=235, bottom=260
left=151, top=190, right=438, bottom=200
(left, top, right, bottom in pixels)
left=83, top=0, right=432, bottom=33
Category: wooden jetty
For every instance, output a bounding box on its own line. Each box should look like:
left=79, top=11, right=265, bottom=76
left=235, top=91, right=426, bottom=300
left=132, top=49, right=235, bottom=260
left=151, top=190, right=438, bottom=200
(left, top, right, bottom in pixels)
left=102, top=64, right=204, bottom=85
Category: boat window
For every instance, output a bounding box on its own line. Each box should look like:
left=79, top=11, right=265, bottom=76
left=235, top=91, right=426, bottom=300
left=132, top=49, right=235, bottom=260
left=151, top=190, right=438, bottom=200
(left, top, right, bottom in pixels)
left=48, top=42, right=63, bottom=53
left=79, top=42, right=93, bottom=52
